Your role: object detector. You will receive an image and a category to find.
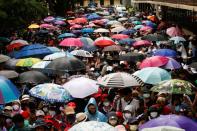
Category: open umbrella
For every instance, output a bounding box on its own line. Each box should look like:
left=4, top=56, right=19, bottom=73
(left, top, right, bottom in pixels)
left=29, top=83, right=73, bottom=103
left=170, top=36, right=186, bottom=44
left=133, top=67, right=171, bottom=85
left=121, top=29, right=136, bottom=35
left=142, top=126, right=184, bottom=131
left=94, top=40, right=115, bottom=47
left=132, top=21, right=142, bottom=25
left=44, top=16, right=55, bottom=22
left=103, top=45, right=126, bottom=52
left=139, top=56, right=169, bottom=69
left=70, top=50, right=93, bottom=58
left=98, top=72, right=144, bottom=88
left=119, top=52, right=145, bottom=62
left=166, top=27, right=183, bottom=37
left=43, top=52, right=72, bottom=61
left=70, top=24, right=83, bottom=30
left=118, top=17, right=128, bottom=22
left=95, top=37, right=112, bottom=42
left=16, top=58, right=41, bottom=67
left=40, top=24, right=55, bottom=29
left=111, top=26, right=126, bottom=33
left=59, top=38, right=83, bottom=47
left=153, top=49, right=177, bottom=57
left=58, top=33, right=76, bottom=39
left=119, top=38, right=136, bottom=45
left=79, top=37, right=97, bottom=52
left=87, top=13, right=101, bottom=20
left=94, top=28, right=109, bottom=33
left=133, top=40, right=151, bottom=48
left=63, top=77, right=99, bottom=98
left=73, top=18, right=87, bottom=24
left=0, top=76, right=20, bottom=104
left=111, top=34, right=129, bottom=40
left=4, top=59, right=19, bottom=69
left=19, top=71, right=50, bottom=84
left=151, top=79, right=196, bottom=94
left=162, top=57, right=181, bottom=69
left=139, top=115, right=197, bottom=131
left=134, top=25, right=144, bottom=30
left=28, top=24, right=40, bottom=29
left=69, top=121, right=117, bottom=131
left=0, top=54, right=10, bottom=63
left=0, top=70, right=19, bottom=79
left=140, top=26, right=153, bottom=32
left=107, top=20, right=121, bottom=25
left=81, top=28, right=94, bottom=33
left=141, top=34, right=168, bottom=41
left=31, top=61, right=51, bottom=69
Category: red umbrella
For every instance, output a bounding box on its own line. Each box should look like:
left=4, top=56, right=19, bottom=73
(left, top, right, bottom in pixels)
left=139, top=56, right=169, bottom=69
left=59, top=38, right=83, bottom=47
left=94, top=40, right=115, bottom=47
left=70, top=24, right=83, bottom=30
left=111, top=34, right=129, bottom=40
left=92, top=20, right=105, bottom=25
left=6, top=43, right=26, bottom=52
left=140, top=26, right=153, bottom=31
left=73, top=18, right=87, bottom=24
left=133, top=40, right=151, bottom=47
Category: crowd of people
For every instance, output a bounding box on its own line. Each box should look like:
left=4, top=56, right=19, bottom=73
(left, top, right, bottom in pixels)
left=0, top=5, right=197, bottom=131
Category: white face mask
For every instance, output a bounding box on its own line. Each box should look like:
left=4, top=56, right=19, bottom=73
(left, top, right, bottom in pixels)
left=49, top=110, right=56, bottom=117
left=13, top=104, right=20, bottom=111
left=150, top=112, right=158, bottom=118
left=103, top=101, right=110, bottom=106
left=124, top=113, right=132, bottom=119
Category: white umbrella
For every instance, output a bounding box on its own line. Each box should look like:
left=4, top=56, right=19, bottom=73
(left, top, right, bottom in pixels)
left=118, top=17, right=128, bottom=22
left=97, top=72, right=144, bottom=88
left=43, top=52, right=72, bottom=61
left=94, top=28, right=109, bottom=33
left=10, top=39, right=29, bottom=45
left=142, top=126, right=185, bottom=131
left=31, top=61, right=51, bottom=69
left=69, top=121, right=117, bottom=131
left=63, top=77, right=98, bottom=98
left=170, top=36, right=186, bottom=44
left=70, top=50, right=93, bottom=58
left=107, top=20, right=121, bottom=25
left=111, top=26, right=126, bottom=33
left=95, top=37, right=113, bottom=42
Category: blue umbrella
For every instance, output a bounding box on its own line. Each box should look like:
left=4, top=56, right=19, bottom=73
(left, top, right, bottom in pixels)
left=87, top=13, right=101, bottom=20
left=0, top=76, right=20, bottom=104
left=81, top=28, right=94, bottom=33
left=47, top=47, right=61, bottom=53
left=162, top=57, right=182, bottom=69
left=80, top=37, right=97, bottom=51
left=153, top=49, right=177, bottom=57
left=13, top=44, right=53, bottom=58
left=121, top=29, right=136, bottom=35
left=143, top=20, right=157, bottom=28
left=58, top=33, right=76, bottom=39
left=119, top=38, right=136, bottom=45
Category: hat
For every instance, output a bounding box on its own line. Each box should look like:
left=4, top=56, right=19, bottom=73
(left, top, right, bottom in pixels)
left=36, top=110, right=45, bottom=117
left=67, top=102, right=76, bottom=109
left=75, top=112, right=87, bottom=123
left=21, top=95, right=30, bottom=101
left=64, top=106, right=75, bottom=115
left=4, top=106, right=13, bottom=111
left=12, top=100, right=20, bottom=105
left=107, top=112, right=118, bottom=119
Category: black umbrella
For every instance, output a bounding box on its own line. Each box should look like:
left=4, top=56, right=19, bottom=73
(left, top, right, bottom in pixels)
left=4, top=59, right=19, bottom=69
left=0, top=70, right=18, bottom=79
left=119, top=52, right=145, bottom=62
left=190, top=62, right=197, bottom=69
left=141, top=34, right=168, bottom=41
left=19, top=71, right=50, bottom=84
left=45, top=56, right=85, bottom=73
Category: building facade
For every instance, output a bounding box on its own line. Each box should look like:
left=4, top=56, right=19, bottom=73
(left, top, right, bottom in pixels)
left=82, top=0, right=122, bottom=6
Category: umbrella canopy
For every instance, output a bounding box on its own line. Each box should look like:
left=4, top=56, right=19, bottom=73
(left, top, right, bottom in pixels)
left=139, top=114, right=197, bottom=131
left=16, top=58, right=41, bottom=67
left=107, top=20, right=121, bottom=25
left=133, top=40, right=152, bottom=47
left=4, top=59, right=19, bottom=69
left=63, top=77, right=99, bottom=98
left=28, top=24, right=40, bottom=29
left=133, top=67, right=171, bottom=85
left=94, top=40, right=116, bottom=47
left=7, top=43, right=27, bottom=52
left=70, top=24, right=83, bottom=30
left=40, top=24, right=55, bottom=29
left=10, top=39, right=29, bottom=45
left=94, top=28, right=109, bottom=33
left=119, top=52, right=145, bottom=62
left=13, top=44, right=53, bottom=58
left=140, top=26, right=153, bottom=32
left=95, top=37, right=112, bottom=42
left=87, top=13, right=101, bottom=20
left=29, top=83, right=73, bottom=103
left=119, top=38, right=136, bottom=45
left=45, top=57, right=85, bottom=72
left=141, top=126, right=184, bottom=131
left=162, top=57, right=181, bottom=69
left=0, top=70, right=18, bottom=79
left=44, top=16, right=55, bottom=22
left=139, top=56, right=169, bottom=69
left=70, top=50, right=93, bottom=58
left=121, top=29, right=136, bottom=35
left=170, top=36, right=186, bottom=44
left=0, top=54, right=10, bottom=63
left=19, top=71, right=50, bottom=84
left=111, top=26, right=126, bottom=33
left=81, top=28, right=94, bottom=33
left=151, top=79, right=196, bottom=94
left=103, top=45, right=126, bottom=52
left=98, top=72, right=144, bottom=88
left=166, top=27, right=183, bottom=37
left=153, top=49, right=177, bottom=57
left=54, top=20, right=66, bottom=25
left=0, top=76, right=20, bottom=104
left=141, top=34, right=168, bottom=41
left=118, top=17, right=128, bottom=22
left=59, top=38, right=83, bottom=47
left=79, top=37, right=97, bottom=52
left=132, top=21, right=142, bottom=25
left=58, top=33, right=76, bottom=39
left=111, top=34, right=129, bottom=40
left=73, top=18, right=87, bottom=24
left=43, top=52, right=71, bottom=61
left=69, top=121, right=117, bottom=131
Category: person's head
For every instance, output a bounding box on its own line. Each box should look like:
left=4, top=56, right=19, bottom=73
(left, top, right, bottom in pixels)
left=20, top=95, right=30, bottom=104
left=107, top=112, right=118, bottom=126
left=4, top=106, right=13, bottom=115
left=148, top=106, right=160, bottom=119
left=36, top=110, right=45, bottom=120
left=48, top=106, right=56, bottom=117
left=64, top=106, right=76, bottom=124
left=128, top=118, right=139, bottom=131
left=33, top=119, right=48, bottom=131
left=88, top=104, right=97, bottom=115
left=12, top=114, right=24, bottom=128
left=156, top=97, right=166, bottom=106
left=12, top=100, right=21, bottom=111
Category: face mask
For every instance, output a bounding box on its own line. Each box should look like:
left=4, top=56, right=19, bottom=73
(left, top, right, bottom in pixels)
left=103, top=101, right=110, bottom=107
left=150, top=112, right=158, bottom=118
left=109, top=119, right=117, bottom=126
left=13, top=104, right=20, bottom=111
left=129, top=125, right=138, bottom=131
left=49, top=110, right=56, bottom=117
left=43, top=107, right=48, bottom=112
left=124, top=113, right=132, bottom=119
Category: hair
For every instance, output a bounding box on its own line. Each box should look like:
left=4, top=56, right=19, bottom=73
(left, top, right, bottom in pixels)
left=12, top=114, right=24, bottom=124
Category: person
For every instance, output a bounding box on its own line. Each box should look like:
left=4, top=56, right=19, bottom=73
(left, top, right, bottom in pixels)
left=64, top=106, right=76, bottom=131
left=84, top=97, right=107, bottom=122
left=10, top=114, right=31, bottom=131
left=12, top=100, right=23, bottom=116
left=147, top=106, right=161, bottom=120
left=32, top=119, right=49, bottom=131
left=75, top=112, right=88, bottom=124
left=107, top=112, right=119, bottom=127
left=122, top=105, right=136, bottom=125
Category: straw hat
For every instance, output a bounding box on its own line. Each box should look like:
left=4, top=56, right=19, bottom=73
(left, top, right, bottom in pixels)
left=75, top=112, right=87, bottom=123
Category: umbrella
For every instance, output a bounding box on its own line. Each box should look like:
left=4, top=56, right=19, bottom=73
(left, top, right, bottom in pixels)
left=40, top=24, right=54, bottom=29
left=151, top=79, right=196, bottom=94
left=121, top=29, right=136, bottom=35
left=133, top=40, right=152, bottom=47
left=103, top=45, right=126, bottom=52
left=43, top=52, right=72, bottom=61
left=0, top=76, right=20, bottom=104
left=31, top=61, right=51, bottom=69
left=73, top=18, right=87, bottom=24
left=87, top=13, right=101, bottom=20
left=111, top=26, right=126, bottom=33
left=170, top=36, right=186, bottom=44
left=92, top=20, right=105, bottom=25
left=70, top=24, right=83, bottom=30
left=141, top=126, right=184, bottom=131
left=94, top=28, right=109, bottom=33
left=58, top=33, right=76, bottom=39
left=111, top=34, right=129, bottom=40
left=139, top=114, right=197, bottom=131
left=0, top=54, right=10, bottom=63
left=7, top=43, right=27, bottom=52
left=190, top=62, right=197, bottom=69
left=4, top=59, right=19, bottom=69
left=119, top=38, right=136, bottom=45
left=16, top=58, right=41, bottom=67
left=107, top=20, right=121, bottom=25
left=19, top=71, right=50, bottom=84
left=47, top=47, right=61, bottom=53
left=143, top=21, right=157, bottom=28
left=139, top=56, right=169, bottom=69
left=166, top=27, right=183, bottom=37
left=70, top=50, right=93, bottom=57
left=45, top=57, right=85, bottom=72
left=0, top=70, right=18, bottom=79
left=162, top=57, right=181, bottom=69
left=13, top=44, right=53, bottom=58
left=0, top=37, right=10, bottom=43
left=94, top=40, right=116, bottom=47
left=119, top=52, right=145, bottom=62
left=118, top=17, right=128, bottom=22
left=153, top=49, right=177, bottom=57
left=98, top=72, right=144, bottom=88
left=10, top=39, right=29, bottom=45
left=133, top=67, right=171, bottom=85
left=81, top=28, right=94, bottom=33
left=28, top=24, right=39, bottom=29
left=147, top=15, right=158, bottom=22
left=29, top=83, right=73, bottom=103
left=63, top=77, right=99, bottom=98
left=141, top=34, right=168, bottom=41
left=59, top=38, right=83, bottom=47
left=132, top=21, right=142, bottom=25
left=140, top=26, right=153, bottom=32
left=79, top=37, right=97, bottom=52
left=134, top=25, right=144, bottom=30
left=95, top=37, right=112, bottom=42
left=54, top=20, right=66, bottom=25
left=44, top=16, right=55, bottom=22
left=69, top=121, right=117, bottom=131
left=129, top=16, right=139, bottom=21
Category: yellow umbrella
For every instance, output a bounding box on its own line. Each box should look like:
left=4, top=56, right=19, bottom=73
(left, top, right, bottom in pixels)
left=16, top=58, right=41, bottom=67
left=28, top=24, right=40, bottom=29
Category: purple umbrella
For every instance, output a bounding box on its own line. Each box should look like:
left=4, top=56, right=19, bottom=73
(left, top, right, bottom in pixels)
left=139, top=115, right=197, bottom=131
left=162, top=57, right=182, bottom=69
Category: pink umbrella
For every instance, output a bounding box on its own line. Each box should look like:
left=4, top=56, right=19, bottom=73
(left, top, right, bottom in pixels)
left=40, top=24, right=54, bottom=29
left=59, top=38, right=83, bottom=47
left=44, top=16, right=55, bottom=22
left=140, top=26, right=153, bottom=31
left=139, top=56, right=169, bottom=69
left=54, top=21, right=65, bottom=25
left=70, top=24, right=83, bottom=30
left=166, top=26, right=183, bottom=37
left=111, top=34, right=129, bottom=40
left=133, top=40, right=151, bottom=47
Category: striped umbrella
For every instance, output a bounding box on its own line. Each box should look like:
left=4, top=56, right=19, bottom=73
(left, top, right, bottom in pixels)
left=70, top=50, right=93, bottom=58
left=98, top=72, right=144, bottom=88
left=103, top=45, right=126, bottom=52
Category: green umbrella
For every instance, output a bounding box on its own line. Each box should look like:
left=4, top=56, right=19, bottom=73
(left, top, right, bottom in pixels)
left=151, top=79, right=196, bottom=94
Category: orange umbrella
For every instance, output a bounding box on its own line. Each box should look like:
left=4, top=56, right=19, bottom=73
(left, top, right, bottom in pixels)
left=94, top=40, right=115, bottom=47
left=73, top=18, right=87, bottom=24
left=147, top=15, right=157, bottom=22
